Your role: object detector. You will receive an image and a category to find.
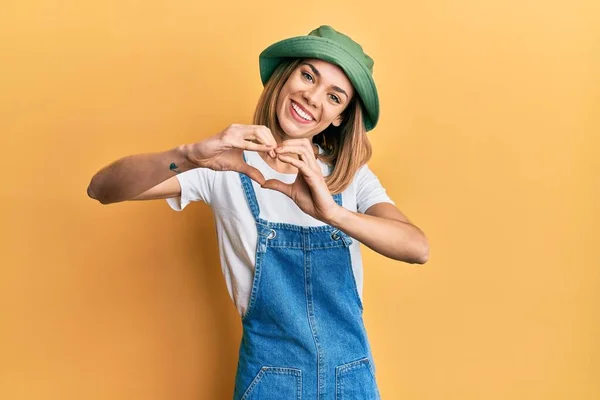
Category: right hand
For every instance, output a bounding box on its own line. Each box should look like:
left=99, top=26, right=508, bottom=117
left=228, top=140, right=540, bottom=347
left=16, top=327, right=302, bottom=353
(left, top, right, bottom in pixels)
left=184, top=124, right=278, bottom=185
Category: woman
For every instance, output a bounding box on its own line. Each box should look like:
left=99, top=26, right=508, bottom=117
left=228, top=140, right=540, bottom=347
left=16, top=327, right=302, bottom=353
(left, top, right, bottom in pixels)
left=88, top=25, right=429, bottom=400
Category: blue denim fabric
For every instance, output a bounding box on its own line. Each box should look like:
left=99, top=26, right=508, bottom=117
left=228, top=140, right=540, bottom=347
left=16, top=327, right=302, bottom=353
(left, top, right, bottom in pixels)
left=234, top=169, right=381, bottom=400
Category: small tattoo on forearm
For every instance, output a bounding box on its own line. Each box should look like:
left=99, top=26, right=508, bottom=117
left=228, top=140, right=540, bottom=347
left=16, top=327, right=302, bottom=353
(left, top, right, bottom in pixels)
left=169, top=162, right=181, bottom=174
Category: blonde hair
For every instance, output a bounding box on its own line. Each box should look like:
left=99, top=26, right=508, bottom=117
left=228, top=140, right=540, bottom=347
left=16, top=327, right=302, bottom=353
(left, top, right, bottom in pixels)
left=253, top=59, right=372, bottom=194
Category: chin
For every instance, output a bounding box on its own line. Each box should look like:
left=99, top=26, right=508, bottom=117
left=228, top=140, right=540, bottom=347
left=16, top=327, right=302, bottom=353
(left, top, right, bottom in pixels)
left=280, top=124, right=307, bottom=137
left=282, top=124, right=318, bottom=139
left=276, top=113, right=308, bottom=138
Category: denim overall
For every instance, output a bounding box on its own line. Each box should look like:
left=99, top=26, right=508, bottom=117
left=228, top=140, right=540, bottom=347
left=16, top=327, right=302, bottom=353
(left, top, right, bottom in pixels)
left=233, top=169, right=381, bottom=400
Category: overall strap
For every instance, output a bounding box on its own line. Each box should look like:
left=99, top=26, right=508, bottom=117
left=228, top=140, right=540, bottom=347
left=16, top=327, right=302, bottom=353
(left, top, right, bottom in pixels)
left=239, top=152, right=261, bottom=222
left=332, top=192, right=343, bottom=207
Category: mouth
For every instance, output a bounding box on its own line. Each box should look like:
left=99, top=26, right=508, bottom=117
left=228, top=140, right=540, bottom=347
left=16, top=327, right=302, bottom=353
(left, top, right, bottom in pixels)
left=289, top=100, right=315, bottom=124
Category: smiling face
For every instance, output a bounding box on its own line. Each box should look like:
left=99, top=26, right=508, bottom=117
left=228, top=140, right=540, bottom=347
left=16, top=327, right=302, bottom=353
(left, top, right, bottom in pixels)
left=275, top=59, right=355, bottom=139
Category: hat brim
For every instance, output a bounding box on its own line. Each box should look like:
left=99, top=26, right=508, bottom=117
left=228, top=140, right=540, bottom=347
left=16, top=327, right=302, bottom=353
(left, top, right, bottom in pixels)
left=259, top=36, right=379, bottom=131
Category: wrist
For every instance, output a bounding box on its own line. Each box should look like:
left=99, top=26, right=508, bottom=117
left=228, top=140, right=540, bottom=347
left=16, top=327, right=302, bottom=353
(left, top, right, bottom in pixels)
left=175, top=144, right=199, bottom=170
left=325, top=204, right=350, bottom=228
left=181, top=136, right=222, bottom=169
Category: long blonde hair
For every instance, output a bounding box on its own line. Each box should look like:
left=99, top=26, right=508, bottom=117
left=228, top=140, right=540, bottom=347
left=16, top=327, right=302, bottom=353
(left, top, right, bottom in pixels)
left=253, top=59, right=372, bottom=194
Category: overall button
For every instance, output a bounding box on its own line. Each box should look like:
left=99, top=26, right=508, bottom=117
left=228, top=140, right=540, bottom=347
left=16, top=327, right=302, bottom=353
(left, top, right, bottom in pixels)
left=331, top=230, right=341, bottom=241
left=267, top=229, right=277, bottom=240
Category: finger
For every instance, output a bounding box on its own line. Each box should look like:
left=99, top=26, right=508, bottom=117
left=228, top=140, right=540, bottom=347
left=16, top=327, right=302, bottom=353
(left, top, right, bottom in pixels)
left=257, top=126, right=278, bottom=147
left=239, top=164, right=266, bottom=185
left=275, top=145, right=319, bottom=170
left=249, top=128, right=274, bottom=148
left=276, top=154, right=312, bottom=175
left=261, top=179, right=292, bottom=198
left=238, top=141, right=275, bottom=153
left=227, top=127, right=275, bottom=152
left=279, top=139, right=318, bottom=161
left=275, top=144, right=313, bottom=159
left=244, top=125, right=278, bottom=147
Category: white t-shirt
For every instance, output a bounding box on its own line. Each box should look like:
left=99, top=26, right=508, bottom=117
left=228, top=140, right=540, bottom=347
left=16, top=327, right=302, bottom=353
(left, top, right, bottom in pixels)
left=166, top=147, right=395, bottom=317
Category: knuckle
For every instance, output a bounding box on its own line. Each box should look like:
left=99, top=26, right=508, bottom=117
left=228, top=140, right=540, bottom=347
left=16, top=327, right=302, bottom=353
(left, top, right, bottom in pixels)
left=261, top=128, right=272, bottom=138
left=223, top=124, right=237, bottom=136
left=221, top=131, right=234, bottom=144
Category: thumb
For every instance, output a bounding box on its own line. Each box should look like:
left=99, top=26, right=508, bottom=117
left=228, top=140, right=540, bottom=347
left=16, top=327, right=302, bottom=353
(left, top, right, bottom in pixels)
left=261, top=179, right=292, bottom=198
left=239, top=164, right=266, bottom=186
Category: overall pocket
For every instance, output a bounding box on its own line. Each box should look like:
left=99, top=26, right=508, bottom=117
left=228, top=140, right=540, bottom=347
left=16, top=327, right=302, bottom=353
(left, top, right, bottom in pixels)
left=335, top=358, right=380, bottom=400
left=241, top=366, right=302, bottom=400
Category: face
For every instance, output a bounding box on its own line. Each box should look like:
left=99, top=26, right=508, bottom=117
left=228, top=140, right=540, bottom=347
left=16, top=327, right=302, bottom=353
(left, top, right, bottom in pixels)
left=275, top=59, right=355, bottom=139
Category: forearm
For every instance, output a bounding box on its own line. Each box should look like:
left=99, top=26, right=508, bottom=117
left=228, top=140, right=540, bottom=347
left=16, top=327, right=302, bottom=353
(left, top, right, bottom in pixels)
left=87, top=145, right=195, bottom=204
left=327, top=207, right=429, bottom=264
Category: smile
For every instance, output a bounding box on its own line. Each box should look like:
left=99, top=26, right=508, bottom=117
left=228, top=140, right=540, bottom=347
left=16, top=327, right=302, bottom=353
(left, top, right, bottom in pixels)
left=290, top=101, right=315, bottom=123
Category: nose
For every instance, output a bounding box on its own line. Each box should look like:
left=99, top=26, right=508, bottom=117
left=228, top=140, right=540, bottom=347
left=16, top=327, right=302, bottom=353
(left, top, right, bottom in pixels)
left=302, top=87, right=321, bottom=108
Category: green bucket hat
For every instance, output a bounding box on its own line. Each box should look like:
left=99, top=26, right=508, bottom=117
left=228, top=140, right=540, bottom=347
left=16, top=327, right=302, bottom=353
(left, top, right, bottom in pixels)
left=259, top=25, right=380, bottom=131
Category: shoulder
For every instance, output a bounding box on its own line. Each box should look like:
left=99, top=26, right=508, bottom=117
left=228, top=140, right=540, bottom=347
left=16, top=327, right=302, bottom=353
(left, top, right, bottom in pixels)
left=353, top=163, right=382, bottom=187
left=353, top=163, right=395, bottom=212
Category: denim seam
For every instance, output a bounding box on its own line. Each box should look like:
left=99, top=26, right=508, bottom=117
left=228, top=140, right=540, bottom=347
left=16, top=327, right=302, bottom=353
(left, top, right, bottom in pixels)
left=240, top=366, right=302, bottom=400
left=303, top=232, right=324, bottom=398
left=335, top=357, right=373, bottom=400
left=267, top=241, right=349, bottom=249
left=261, top=221, right=344, bottom=233
left=267, top=242, right=304, bottom=248
left=338, top=357, right=370, bottom=374
left=242, top=233, right=264, bottom=323
left=310, top=242, right=348, bottom=250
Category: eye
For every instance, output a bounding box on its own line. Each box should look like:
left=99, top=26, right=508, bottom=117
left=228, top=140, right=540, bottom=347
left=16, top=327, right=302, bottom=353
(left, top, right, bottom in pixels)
left=329, top=94, right=341, bottom=104
left=301, top=71, right=314, bottom=83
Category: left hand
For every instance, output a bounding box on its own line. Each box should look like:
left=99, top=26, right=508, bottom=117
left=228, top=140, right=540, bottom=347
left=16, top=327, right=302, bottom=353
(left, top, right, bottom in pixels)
left=260, top=138, right=341, bottom=223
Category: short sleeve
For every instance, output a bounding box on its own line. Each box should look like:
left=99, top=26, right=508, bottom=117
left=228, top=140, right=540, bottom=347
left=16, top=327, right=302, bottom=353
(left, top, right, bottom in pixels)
left=166, top=167, right=216, bottom=211
left=355, top=164, right=395, bottom=214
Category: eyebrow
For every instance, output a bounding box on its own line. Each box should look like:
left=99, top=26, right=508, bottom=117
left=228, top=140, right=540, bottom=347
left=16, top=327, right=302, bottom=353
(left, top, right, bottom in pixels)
left=300, top=62, right=349, bottom=100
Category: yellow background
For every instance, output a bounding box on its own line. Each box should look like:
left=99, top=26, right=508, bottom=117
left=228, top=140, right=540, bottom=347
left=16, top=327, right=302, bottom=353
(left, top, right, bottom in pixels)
left=1, top=0, right=598, bottom=399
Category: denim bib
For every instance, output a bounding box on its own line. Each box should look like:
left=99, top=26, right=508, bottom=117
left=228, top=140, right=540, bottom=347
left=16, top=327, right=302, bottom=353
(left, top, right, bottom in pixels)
left=233, top=165, right=381, bottom=400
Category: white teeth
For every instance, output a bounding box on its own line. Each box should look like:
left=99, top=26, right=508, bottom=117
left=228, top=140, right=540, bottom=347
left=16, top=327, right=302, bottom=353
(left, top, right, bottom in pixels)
left=292, top=102, right=313, bottom=121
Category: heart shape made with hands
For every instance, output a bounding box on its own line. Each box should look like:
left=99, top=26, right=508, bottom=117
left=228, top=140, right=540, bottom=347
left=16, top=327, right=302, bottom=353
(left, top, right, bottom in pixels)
left=252, top=144, right=338, bottom=222
left=234, top=148, right=277, bottom=187
left=243, top=142, right=321, bottom=198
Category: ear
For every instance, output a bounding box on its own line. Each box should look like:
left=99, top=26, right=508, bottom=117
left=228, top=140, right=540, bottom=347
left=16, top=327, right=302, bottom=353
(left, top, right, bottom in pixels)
left=332, top=114, right=343, bottom=127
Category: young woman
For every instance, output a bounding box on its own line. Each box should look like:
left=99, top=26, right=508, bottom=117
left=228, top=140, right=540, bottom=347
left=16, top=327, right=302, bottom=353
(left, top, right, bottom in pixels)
left=88, top=25, right=429, bottom=400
